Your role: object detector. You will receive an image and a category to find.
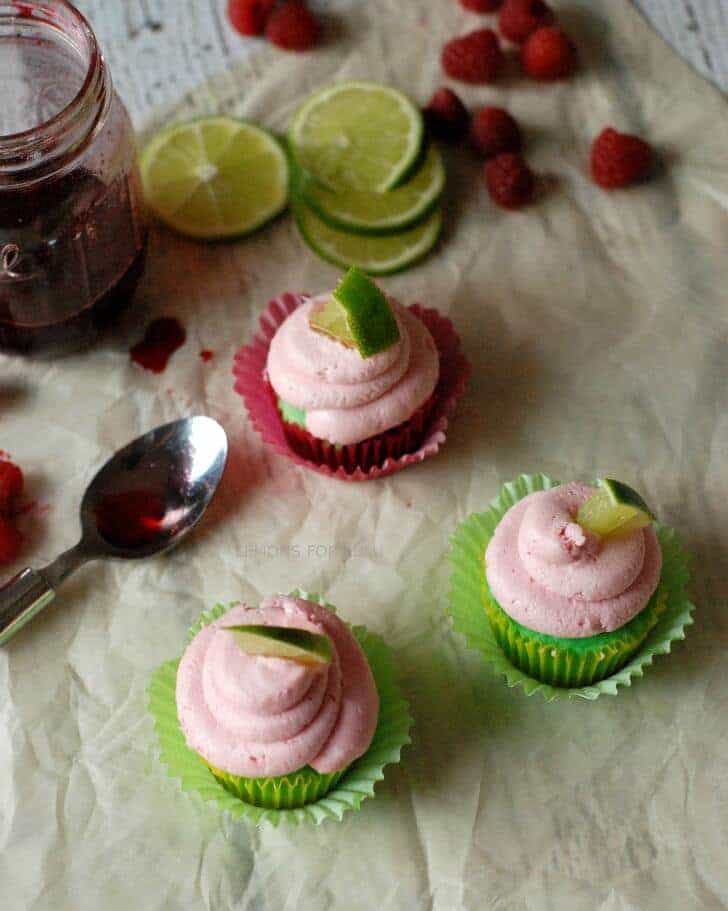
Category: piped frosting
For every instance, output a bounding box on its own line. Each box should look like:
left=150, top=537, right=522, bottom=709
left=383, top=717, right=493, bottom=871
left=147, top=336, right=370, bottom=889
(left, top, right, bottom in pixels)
left=266, top=295, right=439, bottom=445
left=176, top=596, right=379, bottom=778
left=485, top=483, right=662, bottom=638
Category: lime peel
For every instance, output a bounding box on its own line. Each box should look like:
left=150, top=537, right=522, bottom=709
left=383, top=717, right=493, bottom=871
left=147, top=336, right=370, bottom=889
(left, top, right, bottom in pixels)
left=288, top=81, right=424, bottom=194
left=577, top=479, right=656, bottom=538
left=225, top=625, right=333, bottom=667
left=141, top=117, right=289, bottom=240
left=298, top=144, right=446, bottom=236
left=309, top=268, right=400, bottom=358
left=293, top=199, right=442, bottom=276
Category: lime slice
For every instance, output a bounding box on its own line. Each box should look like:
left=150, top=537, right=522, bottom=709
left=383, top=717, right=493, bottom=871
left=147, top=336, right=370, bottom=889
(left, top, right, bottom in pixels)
left=297, top=144, right=445, bottom=236
left=309, top=268, right=400, bottom=357
left=140, top=117, right=289, bottom=240
left=294, top=198, right=442, bottom=275
left=288, top=81, right=424, bottom=193
left=225, top=625, right=332, bottom=667
left=577, top=479, right=656, bottom=538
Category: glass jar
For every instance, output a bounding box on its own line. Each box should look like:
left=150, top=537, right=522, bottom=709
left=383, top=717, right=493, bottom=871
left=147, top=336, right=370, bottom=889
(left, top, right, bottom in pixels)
left=0, top=0, right=147, bottom=355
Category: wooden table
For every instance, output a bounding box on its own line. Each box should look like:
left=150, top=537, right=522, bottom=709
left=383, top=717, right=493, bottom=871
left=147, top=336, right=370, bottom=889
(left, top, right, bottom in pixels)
left=75, top=0, right=726, bottom=125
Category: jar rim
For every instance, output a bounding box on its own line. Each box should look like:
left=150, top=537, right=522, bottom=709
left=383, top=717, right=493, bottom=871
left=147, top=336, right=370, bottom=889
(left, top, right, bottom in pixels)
left=0, top=1, right=110, bottom=182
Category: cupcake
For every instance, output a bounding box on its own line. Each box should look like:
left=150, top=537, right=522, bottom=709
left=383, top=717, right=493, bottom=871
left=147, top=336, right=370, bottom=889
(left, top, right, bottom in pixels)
left=484, top=480, right=667, bottom=687
left=175, top=594, right=379, bottom=809
left=449, top=474, right=694, bottom=697
left=233, top=269, right=469, bottom=480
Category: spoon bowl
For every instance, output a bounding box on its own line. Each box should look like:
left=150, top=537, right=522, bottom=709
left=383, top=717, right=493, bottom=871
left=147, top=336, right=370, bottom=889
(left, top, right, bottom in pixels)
left=0, top=416, right=228, bottom=646
left=82, top=416, right=228, bottom=559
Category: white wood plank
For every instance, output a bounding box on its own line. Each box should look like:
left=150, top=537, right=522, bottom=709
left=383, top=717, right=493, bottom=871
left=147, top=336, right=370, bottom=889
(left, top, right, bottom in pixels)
left=74, top=0, right=726, bottom=125
left=634, top=0, right=728, bottom=89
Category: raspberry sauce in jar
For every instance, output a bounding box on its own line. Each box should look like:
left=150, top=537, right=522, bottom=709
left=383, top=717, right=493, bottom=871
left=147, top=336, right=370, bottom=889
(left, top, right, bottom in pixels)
left=0, top=1, right=147, bottom=355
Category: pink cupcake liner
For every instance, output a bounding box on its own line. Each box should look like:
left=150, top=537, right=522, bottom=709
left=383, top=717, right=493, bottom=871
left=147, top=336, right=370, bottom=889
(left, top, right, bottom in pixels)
left=232, top=292, right=470, bottom=482
left=278, top=392, right=438, bottom=473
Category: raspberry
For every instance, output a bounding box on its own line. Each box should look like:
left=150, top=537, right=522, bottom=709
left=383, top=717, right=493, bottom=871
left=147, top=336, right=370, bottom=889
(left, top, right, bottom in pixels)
left=265, top=1, right=320, bottom=51
left=422, top=88, right=470, bottom=142
left=442, top=29, right=504, bottom=84
left=459, top=0, right=502, bottom=12
left=471, top=106, right=522, bottom=158
left=485, top=153, right=535, bottom=208
left=227, top=0, right=276, bottom=36
left=590, top=128, right=653, bottom=189
left=0, top=460, right=23, bottom=517
left=498, top=0, right=554, bottom=43
left=0, top=518, right=22, bottom=564
left=521, top=27, right=576, bottom=80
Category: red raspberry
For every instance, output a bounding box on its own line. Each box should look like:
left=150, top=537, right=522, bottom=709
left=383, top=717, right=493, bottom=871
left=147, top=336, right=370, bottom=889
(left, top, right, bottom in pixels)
left=227, top=0, right=276, bottom=36
left=471, top=106, right=522, bottom=158
left=459, top=0, right=502, bottom=12
left=422, top=88, right=470, bottom=142
left=522, top=27, right=576, bottom=80
left=265, top=1, right=320, bottom=51
left=590, top=128, right=653, bottom=189
left=0, top=460, right=23, bottom=517
left=442, top=29, right=504, bottom=84
left=0, top=518, right=22, bottom=564
left=485, top=153, right=535, bottom=208
left=498, top=0, right=554, bottom=43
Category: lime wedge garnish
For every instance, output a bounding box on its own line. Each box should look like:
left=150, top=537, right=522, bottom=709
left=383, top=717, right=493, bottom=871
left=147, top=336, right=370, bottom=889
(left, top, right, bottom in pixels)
left=309, top=268, right=400, bottom=357
left=140, top=117, right=288, bottom=240
left=288, top=81, right=424, bottom=193
left=309, top=297, right=356, bottom=349
left=225, top=625, right=333, bottom=667
left=294, top=198, right=442, bottom=276
left=577, top=479, right=656, bottom=538
left=297, top=144, right=445, bottom=236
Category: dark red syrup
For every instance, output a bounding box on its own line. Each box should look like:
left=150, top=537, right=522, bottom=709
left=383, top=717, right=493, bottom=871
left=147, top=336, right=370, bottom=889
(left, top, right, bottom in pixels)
left=0, top=169, right=147, bottom=355
left=130, top=318, right=186, bottom=373
left=200, top=349, right=214, bottom=363
left=94, top=490, right=168, bottom=549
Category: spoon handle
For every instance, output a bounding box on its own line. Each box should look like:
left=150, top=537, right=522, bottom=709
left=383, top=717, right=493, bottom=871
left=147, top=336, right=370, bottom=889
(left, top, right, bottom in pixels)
left=0, top=569, right=56, bottom=647
left=0, top=545, right=86, bottom=647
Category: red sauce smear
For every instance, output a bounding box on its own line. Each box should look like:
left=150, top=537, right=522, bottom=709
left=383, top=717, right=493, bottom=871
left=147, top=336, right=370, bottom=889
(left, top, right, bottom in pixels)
left=130, top=318, right=186, bottom=373
left=200, top=349, right=214, bottom=363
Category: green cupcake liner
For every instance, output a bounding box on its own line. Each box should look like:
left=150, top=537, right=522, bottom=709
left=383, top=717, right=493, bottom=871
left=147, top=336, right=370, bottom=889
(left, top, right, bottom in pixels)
left=448, top=473, right=695, bottom=701
left=483, top=584, right=669, bottom=687
left=148, top=591, right=412, bottom=826
left=205, top=762, right=345, bottom=809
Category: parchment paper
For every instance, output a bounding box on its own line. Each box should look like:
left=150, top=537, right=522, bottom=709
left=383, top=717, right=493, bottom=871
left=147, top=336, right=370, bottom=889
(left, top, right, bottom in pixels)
left=1, top=1, right=727, bottom=908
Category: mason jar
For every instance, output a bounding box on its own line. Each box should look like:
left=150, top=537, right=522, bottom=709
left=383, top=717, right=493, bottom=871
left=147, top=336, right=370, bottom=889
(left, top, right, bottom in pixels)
left=0, top=0, right=147, bottom=355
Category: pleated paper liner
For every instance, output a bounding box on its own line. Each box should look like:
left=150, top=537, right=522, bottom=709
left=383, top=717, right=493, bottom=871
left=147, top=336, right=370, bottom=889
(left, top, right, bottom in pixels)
left=232, top=292, right=470, bottom=481
left=148, top=592, right=413, bottom=826
left=277, top=391, right=437, bottom=473
left=205, top=763, right=345, bottom=809
left=448, top=474, right=695, bottom=702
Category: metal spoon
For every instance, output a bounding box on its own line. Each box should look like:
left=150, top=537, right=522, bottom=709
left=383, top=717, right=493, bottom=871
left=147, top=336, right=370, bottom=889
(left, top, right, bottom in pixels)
left=0, top=415, right=228, bottom=646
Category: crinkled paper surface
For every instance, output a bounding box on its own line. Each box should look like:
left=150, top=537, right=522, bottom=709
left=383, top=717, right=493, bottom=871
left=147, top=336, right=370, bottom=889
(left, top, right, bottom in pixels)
left=1, top=1, right=727, bottom=908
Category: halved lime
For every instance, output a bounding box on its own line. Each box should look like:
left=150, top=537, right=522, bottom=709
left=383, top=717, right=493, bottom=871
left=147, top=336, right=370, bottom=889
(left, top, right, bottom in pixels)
left=140, top=117, right=289, bottom=240
left=577, top=479, right=656, bottom=538
left=309, top=268, right=400, bottom=357
left=297, top=144, right=445, bottom=236
left=294, top=198, right=442, bottom=275
left=225, top=625, right=332, bottom=667
left=288, top=81, right=424, bottom=193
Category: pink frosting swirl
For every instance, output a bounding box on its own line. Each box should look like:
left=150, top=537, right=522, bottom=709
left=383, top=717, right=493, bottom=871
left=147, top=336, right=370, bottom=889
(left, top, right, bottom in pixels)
left=266, top=294, right=440, bottom=445
left=485, top=483, right=662, bottom=638
left=176, top=596, right=379, bottom=778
